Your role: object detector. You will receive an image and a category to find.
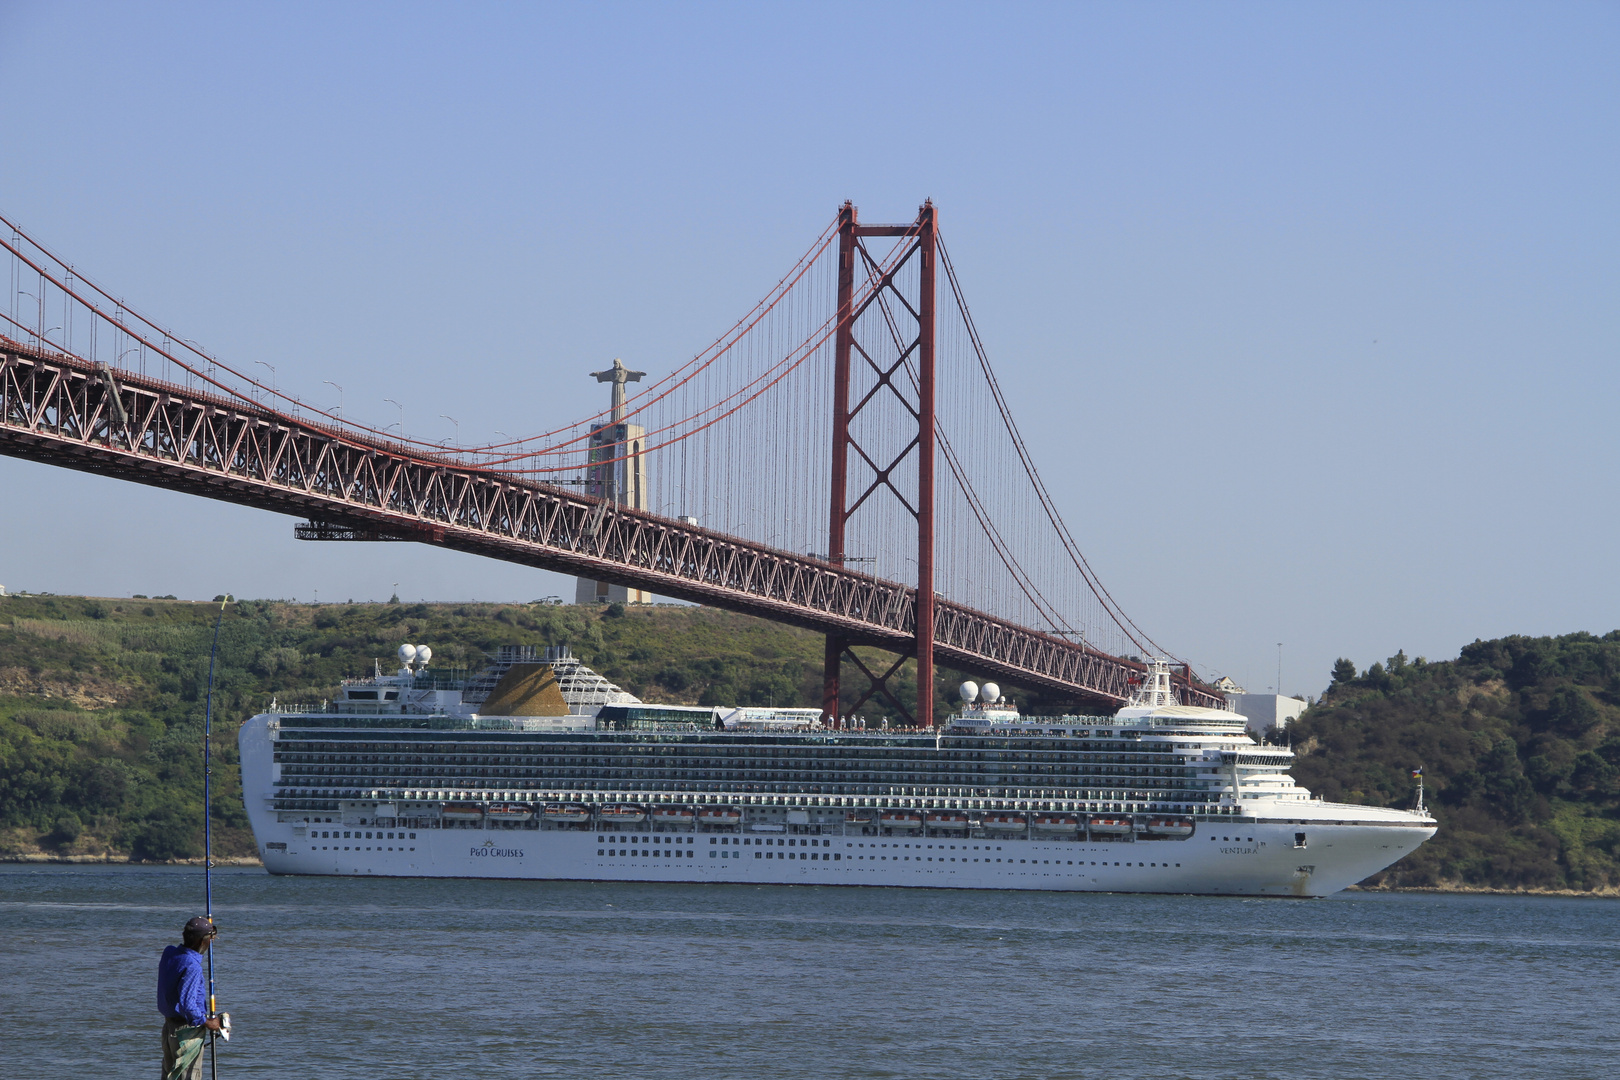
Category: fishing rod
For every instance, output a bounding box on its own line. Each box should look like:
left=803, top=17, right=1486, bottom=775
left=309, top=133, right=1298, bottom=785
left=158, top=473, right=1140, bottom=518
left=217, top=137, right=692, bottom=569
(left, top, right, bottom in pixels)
left=202, top=597, right=227, bottom=1078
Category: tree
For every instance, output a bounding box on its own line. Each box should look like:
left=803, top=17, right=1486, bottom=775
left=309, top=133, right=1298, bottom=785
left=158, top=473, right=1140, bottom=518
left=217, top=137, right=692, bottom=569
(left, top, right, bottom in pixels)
left=1331, top=658, right=1357, bottom=685
left=129, top=804, right=203, bottom=861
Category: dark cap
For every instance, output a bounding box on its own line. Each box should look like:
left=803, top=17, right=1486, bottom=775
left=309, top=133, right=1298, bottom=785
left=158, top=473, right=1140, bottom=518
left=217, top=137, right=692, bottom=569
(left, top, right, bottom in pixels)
left=182, top=916, right=218, bottom=942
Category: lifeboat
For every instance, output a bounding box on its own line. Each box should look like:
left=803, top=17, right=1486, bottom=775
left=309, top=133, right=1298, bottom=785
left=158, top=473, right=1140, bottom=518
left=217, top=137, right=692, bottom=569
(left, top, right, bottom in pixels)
left=880, top=810, right=923, bottom=831
left=486, top=804, right=535, bottom=822
left=542, top=803, right=592, bottom=823
left=1031, top=814, right=1080, bottom=834
left=845, top=811, right=874, bottom=825
left=924, top=811, right=969, bottom=831
left=696, top=807, right=742, bottom=826
left=651, top=806, right=695, bottom=825
left=1087, top=815, right=1135, bottom=835
left=597, top=804, right=646, bottom=825
left=981, top=813, right=1027, bottom=831
left=1144, top=815, right=1195, bottom=838
left=440, top=802, right=485, bottom=822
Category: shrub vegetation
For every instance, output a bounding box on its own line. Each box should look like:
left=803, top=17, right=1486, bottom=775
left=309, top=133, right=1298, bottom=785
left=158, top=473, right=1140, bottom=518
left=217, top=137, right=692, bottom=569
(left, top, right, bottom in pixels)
left=1293, top=632, right=1620, bottom=891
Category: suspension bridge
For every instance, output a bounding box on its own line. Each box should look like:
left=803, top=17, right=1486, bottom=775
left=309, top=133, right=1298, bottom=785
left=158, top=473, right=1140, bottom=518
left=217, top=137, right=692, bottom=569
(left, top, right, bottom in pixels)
left=0, top=202, right=1224, bottom=723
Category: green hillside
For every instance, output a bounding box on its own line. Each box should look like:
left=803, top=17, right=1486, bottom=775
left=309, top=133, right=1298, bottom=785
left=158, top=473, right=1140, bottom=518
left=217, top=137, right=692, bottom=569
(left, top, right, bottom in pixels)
left=0, top=594, right=953, bottom=861
left=1291, top=632, right=1620, bottom=892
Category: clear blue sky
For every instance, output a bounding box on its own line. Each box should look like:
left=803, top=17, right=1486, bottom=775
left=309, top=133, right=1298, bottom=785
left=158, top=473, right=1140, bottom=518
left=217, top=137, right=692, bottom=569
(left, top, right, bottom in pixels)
left=2, top=1, right=1616, bottom=697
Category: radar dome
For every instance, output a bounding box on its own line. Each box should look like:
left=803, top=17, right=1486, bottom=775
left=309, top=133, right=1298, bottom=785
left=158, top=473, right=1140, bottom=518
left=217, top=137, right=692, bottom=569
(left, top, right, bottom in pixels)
left=981, top=682, right=1001, bottom=703
left=414, top=645, right=432, bottom=665
left=398, top=644, right=418, bottom=664
left=958, top=681, right=979, bottom=703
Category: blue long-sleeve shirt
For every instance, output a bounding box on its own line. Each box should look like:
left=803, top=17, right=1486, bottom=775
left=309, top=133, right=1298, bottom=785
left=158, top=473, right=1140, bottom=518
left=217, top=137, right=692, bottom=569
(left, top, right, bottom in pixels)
left=157, top=945, right=208, bottom=1026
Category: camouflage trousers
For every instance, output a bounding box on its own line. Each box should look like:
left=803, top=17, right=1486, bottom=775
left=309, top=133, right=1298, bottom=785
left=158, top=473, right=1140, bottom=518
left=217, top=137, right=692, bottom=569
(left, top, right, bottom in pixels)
left=162, top=1018, right=206, bottom=1080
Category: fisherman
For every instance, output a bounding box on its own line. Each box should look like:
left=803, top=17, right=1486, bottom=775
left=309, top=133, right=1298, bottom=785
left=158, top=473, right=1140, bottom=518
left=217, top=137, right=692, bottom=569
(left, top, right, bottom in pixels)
left=157, top=916, right=223, bottom=1080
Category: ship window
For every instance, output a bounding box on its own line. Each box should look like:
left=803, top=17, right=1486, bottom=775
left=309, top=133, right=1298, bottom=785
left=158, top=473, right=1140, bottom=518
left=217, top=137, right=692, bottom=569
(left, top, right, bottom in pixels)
left=348, top=691, right=378, bottom=700
left=409, top=833, right=416, bottom=839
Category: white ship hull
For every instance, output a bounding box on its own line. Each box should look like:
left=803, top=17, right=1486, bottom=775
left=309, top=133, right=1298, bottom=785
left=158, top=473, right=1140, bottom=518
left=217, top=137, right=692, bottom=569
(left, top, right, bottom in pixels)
left=240, top=717, right=1432, bottom=898
left=249, top=819, right=1430, bottom=898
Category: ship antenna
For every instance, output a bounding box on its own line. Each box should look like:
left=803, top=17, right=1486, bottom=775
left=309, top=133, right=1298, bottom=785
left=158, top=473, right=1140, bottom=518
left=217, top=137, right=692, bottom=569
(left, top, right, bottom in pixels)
left=202, top=596, right=227, bottom=1078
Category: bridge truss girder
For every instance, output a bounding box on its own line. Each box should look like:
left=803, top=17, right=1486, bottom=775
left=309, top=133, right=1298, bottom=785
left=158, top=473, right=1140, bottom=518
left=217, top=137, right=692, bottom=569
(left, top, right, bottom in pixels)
left=0, top=341, right=1225, bottom=712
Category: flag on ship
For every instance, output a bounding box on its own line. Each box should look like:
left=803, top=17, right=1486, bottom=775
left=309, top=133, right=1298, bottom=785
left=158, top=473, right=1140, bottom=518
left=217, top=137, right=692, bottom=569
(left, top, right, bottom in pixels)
left=1411, top=767, right=1423, bottom=779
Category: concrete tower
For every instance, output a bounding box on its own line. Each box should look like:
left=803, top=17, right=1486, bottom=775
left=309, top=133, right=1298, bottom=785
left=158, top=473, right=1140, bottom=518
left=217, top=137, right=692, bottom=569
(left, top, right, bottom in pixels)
left=576, top=359, right=652, bottom=604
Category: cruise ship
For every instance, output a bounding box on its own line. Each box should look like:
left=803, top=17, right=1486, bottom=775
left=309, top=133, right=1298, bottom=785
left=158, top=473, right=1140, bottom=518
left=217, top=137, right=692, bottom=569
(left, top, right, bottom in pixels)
left=238, top=646, right=1436, bottom=897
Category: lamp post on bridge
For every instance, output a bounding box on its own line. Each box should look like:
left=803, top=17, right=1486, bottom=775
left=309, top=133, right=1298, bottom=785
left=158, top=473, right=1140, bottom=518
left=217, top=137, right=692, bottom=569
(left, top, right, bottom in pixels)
left=255, top=361, right=277, bottom=400
left=18, top=289, right=43, bottom=338
left=323, top=380, right=343, bottom=420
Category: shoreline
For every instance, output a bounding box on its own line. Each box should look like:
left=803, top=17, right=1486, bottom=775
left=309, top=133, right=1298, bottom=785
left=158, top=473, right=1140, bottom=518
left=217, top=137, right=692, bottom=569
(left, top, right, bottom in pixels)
left=0, top=853, right=263, bottom=867
left=2, top=854, right=1615, bottom=896
left=1345, top=883, right=1620, bottom=899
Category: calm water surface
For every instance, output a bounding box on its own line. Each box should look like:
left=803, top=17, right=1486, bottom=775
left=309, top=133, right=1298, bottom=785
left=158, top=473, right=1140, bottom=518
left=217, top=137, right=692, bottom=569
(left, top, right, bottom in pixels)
left=1, top=865, right=1615, bottom=1079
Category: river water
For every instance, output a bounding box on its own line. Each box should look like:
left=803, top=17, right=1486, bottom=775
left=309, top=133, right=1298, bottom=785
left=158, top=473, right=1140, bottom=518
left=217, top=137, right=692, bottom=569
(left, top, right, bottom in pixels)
left=1, top=865, right=1614, bottom=1079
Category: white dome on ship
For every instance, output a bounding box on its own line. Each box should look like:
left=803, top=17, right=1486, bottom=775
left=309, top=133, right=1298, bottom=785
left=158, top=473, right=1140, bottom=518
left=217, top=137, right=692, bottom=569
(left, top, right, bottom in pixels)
left=415, top=645, right=432, bottom=665
left=398, top=644, right=417, bottom=664
left=981, top=682, right=1000, bottom=703
left=959, top=681, right=979, bottom=703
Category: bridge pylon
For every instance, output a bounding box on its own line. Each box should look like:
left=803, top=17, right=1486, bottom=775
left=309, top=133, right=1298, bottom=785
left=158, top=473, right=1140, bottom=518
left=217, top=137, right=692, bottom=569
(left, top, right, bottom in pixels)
left=822, top=200, right=938, bottom=728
